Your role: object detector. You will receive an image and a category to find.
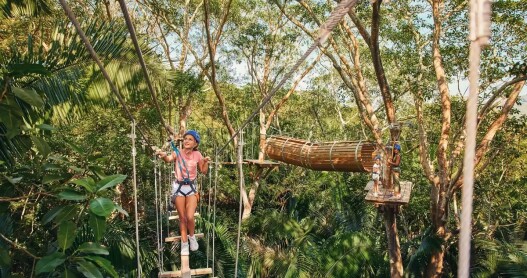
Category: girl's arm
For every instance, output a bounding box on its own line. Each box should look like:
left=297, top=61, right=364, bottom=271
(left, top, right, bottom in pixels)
left=199, top=156, right=211, bottom=174
left=156, top=151, right=174, bottom=163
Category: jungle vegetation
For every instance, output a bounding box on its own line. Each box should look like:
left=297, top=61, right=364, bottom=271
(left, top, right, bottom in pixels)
left=1, top=0, right=526, bottom=277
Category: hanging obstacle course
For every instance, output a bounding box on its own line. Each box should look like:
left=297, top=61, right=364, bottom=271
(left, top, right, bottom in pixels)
left=265, top=136, right=413, bottom=205
left=265, top=136, right=376, bottom=172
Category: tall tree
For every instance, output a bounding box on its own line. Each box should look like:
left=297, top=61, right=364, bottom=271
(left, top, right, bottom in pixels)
left=229, top=0, right=323, bottom=219
left=274, top=0, right=403, bottom=275
left=275, top=0, right=527, bottom=276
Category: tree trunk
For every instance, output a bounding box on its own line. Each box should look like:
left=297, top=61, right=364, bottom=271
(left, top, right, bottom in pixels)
left=384, top=206, right=403, bottom=277
left=426, top=246, right=445, bottom=278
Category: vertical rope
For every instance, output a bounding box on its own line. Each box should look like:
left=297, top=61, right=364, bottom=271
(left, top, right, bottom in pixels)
left=459, top=1, right=491, bottom=277
left=158, top=162, right=164, bottom=270
left=212, top=149, right=219, bottom=276
left=206, top=163, right=212, bottom=269
left=234, top=131, right=244, bottom=278
left=154, top=160, right=161, bottom=270
left=131, top=121, right=142, bottom=277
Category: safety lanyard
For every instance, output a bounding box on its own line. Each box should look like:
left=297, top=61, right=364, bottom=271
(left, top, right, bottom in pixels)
left=170, top=141, right=190, bottom=181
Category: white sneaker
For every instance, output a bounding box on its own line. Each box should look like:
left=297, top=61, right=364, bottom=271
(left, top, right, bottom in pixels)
left=373, top=192, right=378, bottom=197
left=181, top=241, right=189, bottom=256
left=188, top=235, right=199, bottom=251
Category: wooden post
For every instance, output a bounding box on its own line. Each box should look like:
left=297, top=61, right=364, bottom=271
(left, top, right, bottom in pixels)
left=180, top=255, right=191, bottom=278
left=384, top=206, right=403, bottom=277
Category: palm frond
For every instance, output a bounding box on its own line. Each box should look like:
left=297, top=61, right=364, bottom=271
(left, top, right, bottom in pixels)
left=0, top=0, right=52, bottom=19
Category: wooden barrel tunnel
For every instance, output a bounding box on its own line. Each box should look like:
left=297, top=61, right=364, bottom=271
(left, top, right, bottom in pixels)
left=265, top=136, right=377, bottom=172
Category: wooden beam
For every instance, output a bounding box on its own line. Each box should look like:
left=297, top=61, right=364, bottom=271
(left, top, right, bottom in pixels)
left=165, top=233, right=204, bottom=243
left=159, top=268, right=213, bottom=277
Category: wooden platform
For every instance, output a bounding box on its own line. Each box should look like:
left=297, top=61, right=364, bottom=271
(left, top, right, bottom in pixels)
left=210, top=161, right=247, bottom=165
left=364, top=181, right=413, bottom=205
left=159, top=268, right=213, bottom=277
left=244, top=159, right=280, bottom=168
left=169, top=212, right=200, bottom=221
left=165, top=233, right=204, bottom=243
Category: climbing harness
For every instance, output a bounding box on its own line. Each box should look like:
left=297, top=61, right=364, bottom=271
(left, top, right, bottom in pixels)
left=170, top=141, right=198, bottom=197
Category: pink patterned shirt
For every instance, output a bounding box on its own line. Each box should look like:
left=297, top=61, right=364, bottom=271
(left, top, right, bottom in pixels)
left=172, top=150, right=203, bottom=181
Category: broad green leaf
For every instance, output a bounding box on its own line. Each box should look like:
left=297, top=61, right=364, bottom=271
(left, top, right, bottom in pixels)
left=89, top=198, right=115, bottom=217
left=72, top=177, right=96, bottom=193
left=89, top=213, right=106, bottom=241
left=0, top=106, right=21, bottom=130
left=43, top=173, right=71, bottom=184
left=12, top=87, right=44, bottom=107
left=85, top=256, right=118, bottom=278
left=42, top=206, right=65, bottom=225
left=114, top=204, right=129, bottom=217
left=62, top=269, right=78, bottom=278
left=77, top=242, right=109, bottom=255
left=88, top=165, right=105, bottom=178
left=7, top=63, right=50, bottom=76
left=48, top=155, right=68, bottom=163
left=5, top=126, right=21, bottom=139
left=75, top=259, right=102, bottom=278
left=58, top=190, right=87, bottom=201
left=96, top=174, right=126, bottom=192
left=5, top=176, right=22, bottom=184
left=3, top=96, right=23, bottom=115
left=31, top=135, right=51, bottom=157
left=36, top=252, right=66, bottom=274
left=58, top=221, right=76, bottom=251
left=43, top=163, right=62, bottom=170
left=68, top=165, right=85, bottom=173
left=0, top=246, right=11, bottom=267
left=37, top=124, right=55, bottom=131
left=64, top=140, right=84, bottom=155
left=54, top=205, right=80, bottom=224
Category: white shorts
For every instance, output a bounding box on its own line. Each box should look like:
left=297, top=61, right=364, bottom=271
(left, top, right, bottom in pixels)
left=372, top=173, right=380, bottom=181
left=171, top=181, right=197, bottom=197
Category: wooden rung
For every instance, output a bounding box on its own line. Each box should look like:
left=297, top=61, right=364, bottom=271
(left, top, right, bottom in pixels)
left=169, top=212, right=200, bottom=221
left=159, top=268, right=213, bottom=277
left=165, top=233, right=205, bottom=243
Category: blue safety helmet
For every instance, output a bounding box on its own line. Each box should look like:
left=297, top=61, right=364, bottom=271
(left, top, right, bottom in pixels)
left=184, top=130, right=200, bottom=145
left=394, top=144, right=401, bottom=151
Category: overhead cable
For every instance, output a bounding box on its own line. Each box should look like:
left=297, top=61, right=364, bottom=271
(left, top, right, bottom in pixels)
left=58, top=0, right=152, bottom=147
left=117, top=0, right=173, bottom=137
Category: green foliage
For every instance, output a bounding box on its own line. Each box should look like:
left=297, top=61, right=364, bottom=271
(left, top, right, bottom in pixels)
left=33, top=167, right=125, bottom=277
left=0, top=0, right=52, bottom=19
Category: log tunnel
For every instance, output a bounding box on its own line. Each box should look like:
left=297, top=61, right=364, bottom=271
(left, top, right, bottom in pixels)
left=265, top=136, right=377, bottom=172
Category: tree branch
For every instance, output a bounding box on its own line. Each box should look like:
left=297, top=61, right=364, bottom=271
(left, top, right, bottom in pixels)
left=475, top=80, right=525, bottom=165
left=478, top=75, right=527, bottom=121
left=0, top=233, right=40, bottom=259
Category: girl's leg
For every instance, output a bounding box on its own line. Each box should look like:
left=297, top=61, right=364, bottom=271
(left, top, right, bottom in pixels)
left=185, top=195, right=198, bottom=236
left=394, top=172, right=401, bottom=197
left=175, top=196, right=188, bottom=242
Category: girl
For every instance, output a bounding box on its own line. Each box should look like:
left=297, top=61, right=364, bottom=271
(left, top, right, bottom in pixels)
left=156, top=130, right=210, bottom=255
left=372, top=156, right=381, bottom=197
